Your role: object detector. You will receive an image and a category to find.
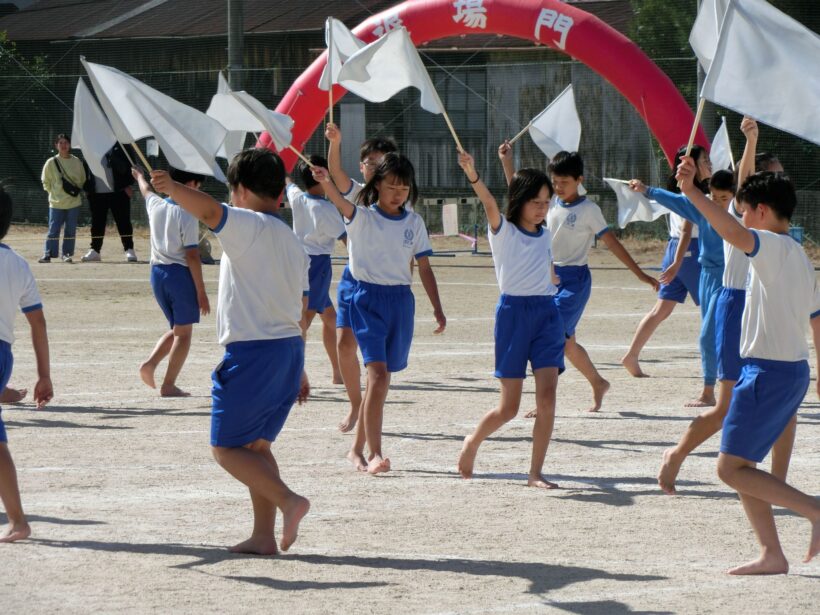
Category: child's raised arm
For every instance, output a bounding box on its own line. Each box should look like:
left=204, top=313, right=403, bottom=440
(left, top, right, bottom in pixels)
left=325, top=123, right=353, bottom=194
left=24, top=309, right=52, bottom=408
left=458, top=151, right=502, bottom=233
left=132, top=167, right=154, bottom=200
left=150, top=171, right=223, bottom=230
left=311, top=166, right=355, bottom=219
left=737, top=116, right=758, bottom=190
left=498, top=141, right=515, bottom=186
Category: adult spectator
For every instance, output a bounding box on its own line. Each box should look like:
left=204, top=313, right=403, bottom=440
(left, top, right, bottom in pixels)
left=39, top=133, right=86, bottom=263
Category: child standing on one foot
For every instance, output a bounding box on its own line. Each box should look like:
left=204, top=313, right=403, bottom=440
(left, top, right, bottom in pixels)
left=677, top=158, right=820, bottom=574
left=133, top=167, right=210, bottom=397
left=456, top=151, right=564, bottom=488
left=0, top=186, right=53, bottom=543
left=150, top=149, right=311, bottom=554
left=286, top=155, right=347, bottom=385
left=314, top=153, right=446, bottom=474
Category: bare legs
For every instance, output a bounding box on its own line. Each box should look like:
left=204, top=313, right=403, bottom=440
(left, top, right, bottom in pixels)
left=139, top=324, right=193, bottom=397
left=564, top=335, right=609, bottom=413
left=337, top=326, right=362, bottom=434
left=0, top=388, right=26, bottom=404
left=359, top=362, right=391, bottom=474
left=0, top=443, right=30, bottom=543
left=621, top=299, right=677, bottom=378
left=304, top=308, right=343, bottom=385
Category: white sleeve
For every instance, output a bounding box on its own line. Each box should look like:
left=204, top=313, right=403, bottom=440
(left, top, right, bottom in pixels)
left=314, top=205, right=346, bottom=240
left=344, top=205, right=366, bottom=231
left=586, top=203, right=609, bottom=237
left=286, top=183, right=303, bottom=206
left=18, top=262, right=42, bottom=312
left=180, top=212, right=199, bottom=249
left=413, top=215, right=433, bottom=260
left=747, top=231, right=786, bottom=285
left=812, top=277, right=820, bottom=320
left=212, top=205, right=263, bottom=260
left=145, top=193, right=163, bottom=214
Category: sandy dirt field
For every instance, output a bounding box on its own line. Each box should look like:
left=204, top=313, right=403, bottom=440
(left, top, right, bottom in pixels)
left=1, top=226, right=819, bottom=614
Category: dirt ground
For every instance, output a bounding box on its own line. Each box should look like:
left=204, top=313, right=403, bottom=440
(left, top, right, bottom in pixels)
left=2, top=226, right=819, bottom=614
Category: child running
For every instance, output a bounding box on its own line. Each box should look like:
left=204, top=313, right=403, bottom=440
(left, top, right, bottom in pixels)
left=455, top=151, right=564, bottom=488
left=134, top=167, right=210, bottom=397
left=677, top=157, right=820, bottom=574
left=313, top=153, right=446, bottom=474
left=149, top=149, right=310, bottom=555
left=0, top=186, right=53, bottom=542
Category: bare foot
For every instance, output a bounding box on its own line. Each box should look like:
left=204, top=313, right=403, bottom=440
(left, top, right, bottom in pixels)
left=367, top=456, right=391, bottom=475
left=0, top=521, right=31, bottom=543
left=527, top=475, right=559, bottom=489
left=685, top=394, right=715, bottom=408
left=139, top=362, right=156, bottom=389
left=621, top=354, right=649, bottom=378
left=805, top=518, right=820, bottom=563
left=0, top=387, right=27, bottom=404
left=727, top=552, right=789, bottom=575
left=457, top=436, right=477, bottom=479
left=524, top=408, right=537, bottom=419
left=160, top=384, right=191, bottom=397
left=338, top=408, right=358, bottom=433
left=229, top=534, right=279, bottom=555
left=658, top=448, right=682, bottom=495
left=332, top=372, right=344, bottom=385
left=587, top=379, right=610, bottom=413
left=280, top=494, right=310, bottom=552
left=346, top=449, right=368, bottom=472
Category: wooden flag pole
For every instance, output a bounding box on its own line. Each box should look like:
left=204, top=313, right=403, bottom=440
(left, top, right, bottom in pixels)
left=288, top=144, right=314, bottom=167
left=684, top=97, right=706, bottom=157
left=441, top=109, right=464, bottom=152
left=132, top=141, right=154, bottom=173
left=508, top=122, right=532, bottom=145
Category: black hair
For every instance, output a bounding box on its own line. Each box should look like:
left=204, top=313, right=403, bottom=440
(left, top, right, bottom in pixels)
left=506, top=169, right=553, bottom=226
left=54, top=133, right=70, bottom=145
left=296, top=155, right=328, bottom=190
left=360, top=137, right=397, bottom=162
left=0, top=185, right=11, bottom=241
left=736, top=172, right=796, bottom=222
left=169, top=167, right=206, bottom=186
left=666, top=144, right=709, bottom=194
left=226, top=148, right=285, bottom=200
left=548, top=151, right=583, bottom=179
left=755, top=152, right=781, bottom=173
left=356, top=152, right=418, bottom=208
left=709, top=169, right=735, bottom=194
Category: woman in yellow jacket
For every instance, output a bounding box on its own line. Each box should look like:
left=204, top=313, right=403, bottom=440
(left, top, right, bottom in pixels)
left=39, top=134, right=87, bottom=263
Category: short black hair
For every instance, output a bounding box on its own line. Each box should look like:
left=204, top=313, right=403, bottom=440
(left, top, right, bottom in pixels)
left=548, top=151, right=583, bottom=179
left=506, top=169, right=553, bottom=227
left=227, top=148, right=285, bottom=200
left=169, top=167, right=206, bottom=186
left=736, top=172, right=796, bottom=222
left=709, top=169, right=735, bottom=193
left=356, top=152, right=418, bottom=208
left=296, top=155, right=328, bottom=190
left=54, top=133, right=70, bottom=145
left=755, top=152, right=781, bottom=173
left=360, top=137, right=397, bottom=161
left=0, top=186, right=12, bottom=241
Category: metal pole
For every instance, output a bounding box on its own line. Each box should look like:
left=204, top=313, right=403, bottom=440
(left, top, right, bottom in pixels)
left=227, top=0, right=244, bottom=90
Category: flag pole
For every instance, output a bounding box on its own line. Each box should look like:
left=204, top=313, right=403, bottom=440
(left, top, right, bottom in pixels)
left=508, top=122, right=532, bottom=145
left=723, top=116, right=736, bottom=169
left=441, top=109, right=464, bottom=152
left=328, top=24, right=334, bottom=126
left=288, top=144, right=314, bottom=167
left=684, top=97, right=706, bottom=157
left=132, top=141, right=154, bottom=173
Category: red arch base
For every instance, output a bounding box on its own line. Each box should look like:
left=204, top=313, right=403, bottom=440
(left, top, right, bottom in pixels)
left=258, top=0, right=707, bottom=170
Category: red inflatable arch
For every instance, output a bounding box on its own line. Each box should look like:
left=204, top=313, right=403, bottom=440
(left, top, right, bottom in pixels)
left=258, top=0, right=707, bottom=170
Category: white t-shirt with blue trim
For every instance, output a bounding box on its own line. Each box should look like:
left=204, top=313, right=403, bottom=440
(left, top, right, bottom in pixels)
left=722, top=200, right=750, bottom=290
left=286, top=184, right=346, bottom=256
left=740, top=229, right=820, bottom=362
left=488, top=219, right=557, bottom=296
left=211, top=205, right=310, bottom=346
left=0, top=244, right=43, bottom=345
left=668, top=212, right=699, bottom=239
left=145, top=194, right=200, bottom=266
left=547, top=197, right=609, bottom=267
left=344, top=205, right=432, bottom=286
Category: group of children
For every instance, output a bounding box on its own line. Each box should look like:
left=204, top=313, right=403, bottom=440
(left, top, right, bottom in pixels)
left=0, top=116, right=818, bottom=572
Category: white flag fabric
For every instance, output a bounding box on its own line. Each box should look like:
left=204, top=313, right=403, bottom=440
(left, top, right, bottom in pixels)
left=710, top=117, right=733, bottom=171
left=528, top=84, right=582, bottom=160
left=212, top=73, right=246, bottom=161
left=72, top=79, right=117, bottom=190
left=689, top=0, right=732, bottom=72
left=700, top=0, right=820, bottom=146
left=206, top=72, right=294, bottom=152
left=81, top=58, right=227, bottom=180
left=318, top=17, right=365, bottom=91
left=604, top=178, right=669, bottom=229
left=337, top=27, right=445, bottom=115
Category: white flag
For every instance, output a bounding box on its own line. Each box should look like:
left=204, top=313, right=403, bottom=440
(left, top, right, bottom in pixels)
left=689, top=0, right=732, bottom=72
left=700, top=0, right=820, bottom=146
left=604, top=179, right=669, bottom=229
left=206, top=72, right=294, bottom=152
left=318, top=17, right=365, bottom=91
left=212, top=73, right=246, bottom=161
left=337, top=27, right=445, bottom=115
left=528, top=84, right=582, bottom=160
left=710, top=117, right=733, bottom=171
left=72, top=79, right=117, bottom=190
left=81, top=58, right=227, bottom=180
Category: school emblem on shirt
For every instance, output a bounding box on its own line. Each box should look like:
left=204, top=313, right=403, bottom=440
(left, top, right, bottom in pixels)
left=404, top=228, right=414, bottom=247
left=566, top=212, right=577, bottom=228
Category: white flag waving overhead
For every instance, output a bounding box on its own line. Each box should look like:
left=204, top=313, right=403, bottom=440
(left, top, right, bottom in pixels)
left=318, top=17, right=366, bottom=91
left=81, top=58, right=227, bottom=180
left=72, top=79, right=117, bottom=190
left=604, top=179, right=669, bottom=229
left=212, top=73, right=246, bottom=161
left=710, top=117, right=733, bottom=171
left=689, top=0, right=732, bottom=72
left=337, top=26, right=445, bottom=115
left=700, top=1, right=820, bottom=146
left=528, top=84, right=581, bottom=160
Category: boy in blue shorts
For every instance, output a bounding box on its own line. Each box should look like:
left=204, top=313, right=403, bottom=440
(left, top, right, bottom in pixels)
left=133, top=167, right=210, bottom=397
left=150, top=149, right=311, bottom=555
left=0, top=186, right=53, bottom=543
left=678, top=160, right=820, bottom=574
left=286, top=155, right=347, bottom=385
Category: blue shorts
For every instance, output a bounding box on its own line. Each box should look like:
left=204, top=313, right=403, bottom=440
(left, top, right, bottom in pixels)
left=0, top=341, right=13, bottom=443
left=721, top=359, right=809, bottom=463
left=350, top=281, right=414, bottom=372
left=151, top=264, right=200, bottom=328
left=494, top=294, right=565, bottom=379
left=336, top=265, right=356, bottom=329
left=307, top=254, right=333, bottom=313
left=553, top=265, right=592, bottom=338
left=658, top=237, right=701, bottom=305
left=715, top=287, right=745, bottom=382
left=210, top=336, right=305, bottom=447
